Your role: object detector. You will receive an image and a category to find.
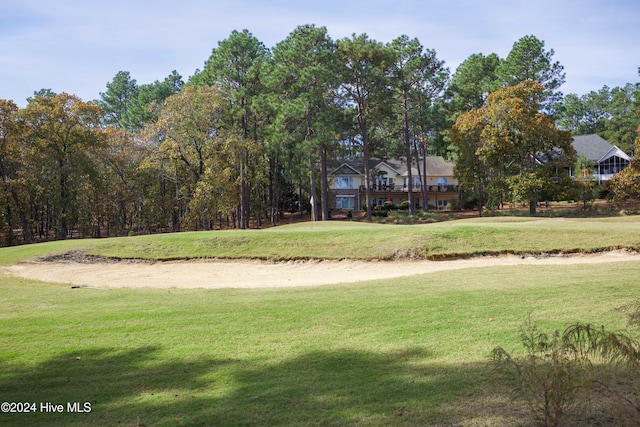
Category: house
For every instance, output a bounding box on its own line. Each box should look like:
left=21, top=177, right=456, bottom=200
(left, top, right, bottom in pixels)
left=329, top=157, right=459, bottom=211
left=570, top=134, right=631, bottom=182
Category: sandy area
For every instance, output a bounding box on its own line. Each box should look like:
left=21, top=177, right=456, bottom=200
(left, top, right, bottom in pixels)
left=3, top=251, right=640, bottom=289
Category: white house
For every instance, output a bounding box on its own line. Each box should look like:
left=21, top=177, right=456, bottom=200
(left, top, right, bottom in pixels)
left=571, top=134, right=631, bottom=182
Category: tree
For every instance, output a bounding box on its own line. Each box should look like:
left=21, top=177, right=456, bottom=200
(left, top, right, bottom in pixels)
left=126, top=70, right=184, bottom=133
left=602, top=83, right=640, bottom=155
left=269, top=24, right=341, bottom=221
left=336, top=34, right=394, bottom=222
left=452, top=80, right=575, bottom=216
left=447, top=53, right=500, bottom=115
left=19, top=93, right=104, bottom=239
left=388, top=35, right=448, bottom=213
left=556, top=82, right=639, bottom=155
left=556, top=89, right=611, bottom=135
left=26, top=89, right=56, bottom=104
left=191, top=29, right=269, bottom=229
left=89, top=126, right=154, bottom=236
left=609, top=106, right=640, bottom=203
left=97, top=71, right=139, bottom=130
left=494, top=35, right=566, bottom=109
left=142, top=85, right=242, bottom=231
left=0, top=99, right=24, bottom=244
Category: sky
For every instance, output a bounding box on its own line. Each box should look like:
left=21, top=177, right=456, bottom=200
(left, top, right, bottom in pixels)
left=1, top=0, right=639, bottom=107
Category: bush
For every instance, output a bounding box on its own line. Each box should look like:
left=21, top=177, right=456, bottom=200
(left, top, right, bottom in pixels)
left=414, top=210, right=439, bottom=221
left=398, top=201, right=410, bottom=210
left=492, top=315, right=640, bottom=426
left=492, top=319, right=591, bottom=426
left=382, top=201, right=395, bottom=211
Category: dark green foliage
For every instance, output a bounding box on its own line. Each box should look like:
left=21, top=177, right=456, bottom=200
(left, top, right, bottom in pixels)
left=382, top=201, right=395, bottom=211
left=494, top=35, right=566, bottom=109
left=447, top=53, right=500, bottom=116
left=556, top=83, right=640, bottom=156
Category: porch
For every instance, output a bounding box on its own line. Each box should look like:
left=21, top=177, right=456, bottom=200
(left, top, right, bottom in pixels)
left=361, top=184, right=459, bottom=193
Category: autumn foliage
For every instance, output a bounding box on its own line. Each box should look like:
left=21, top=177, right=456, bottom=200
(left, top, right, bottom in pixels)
left=451, top=80, right=575, bottom=216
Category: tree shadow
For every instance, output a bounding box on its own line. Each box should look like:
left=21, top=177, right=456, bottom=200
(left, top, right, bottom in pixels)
left=0, top=345, right=522, bottom=426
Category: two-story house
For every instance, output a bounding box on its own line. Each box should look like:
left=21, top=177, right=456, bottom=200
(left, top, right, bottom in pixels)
left=329, top=157, right=459, bottom=211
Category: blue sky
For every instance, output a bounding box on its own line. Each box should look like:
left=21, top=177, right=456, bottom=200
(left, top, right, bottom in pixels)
left=1, top=0, right=638, bottom=107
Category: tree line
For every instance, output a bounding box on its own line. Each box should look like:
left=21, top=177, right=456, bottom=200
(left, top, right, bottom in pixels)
left=1, top=26, right=639, bottom=245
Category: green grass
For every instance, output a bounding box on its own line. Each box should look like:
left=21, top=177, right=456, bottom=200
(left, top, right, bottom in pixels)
left=3, top=216, right=640, bottom=263
left=1, top=217, right=640, bottom=425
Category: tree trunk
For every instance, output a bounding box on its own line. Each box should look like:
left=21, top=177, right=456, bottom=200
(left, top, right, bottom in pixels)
left=422, top=149, right=429, bottom=211
left=11, top=189, right=32, bottom=244
left=403, top=91, right=415, bottom=214
left=319, top=140, right=329, bottom=221
left=269, top=155, right=278, bottom=225
left=361, top=119, right=372, bottom=223
left=309, top=155, right=318, bottom=221
left=58, top=162, right=69, bottom=240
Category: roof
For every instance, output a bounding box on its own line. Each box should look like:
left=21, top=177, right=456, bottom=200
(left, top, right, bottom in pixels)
left=329, top=157, right=455, bottom=177
left=572, top=134, right=631, bottom=163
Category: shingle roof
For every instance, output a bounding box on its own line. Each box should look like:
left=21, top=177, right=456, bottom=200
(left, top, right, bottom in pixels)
left=329, top=157, right=454, bottom=177
left=572, top=134, right=619, bottom=162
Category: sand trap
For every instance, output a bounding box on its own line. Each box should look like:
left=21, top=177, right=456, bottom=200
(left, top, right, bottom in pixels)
left=3, top=251, right=640, bottom=289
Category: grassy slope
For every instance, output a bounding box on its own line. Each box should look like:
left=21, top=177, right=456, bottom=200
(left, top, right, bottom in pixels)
left=87, top=217, right=640, bottom=260
left=3, top=216, right=640, bottom=263
left=1, top=217, right=640, bottom=425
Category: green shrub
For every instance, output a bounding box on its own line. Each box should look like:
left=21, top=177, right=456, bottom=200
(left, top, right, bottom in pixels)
left=382, top=201, right=395, bottom=211
left=398, top=201, right=410, bottom=210
left=414, top=210, right=440, bottom=221
left=387, top=211, right=414, bottom=224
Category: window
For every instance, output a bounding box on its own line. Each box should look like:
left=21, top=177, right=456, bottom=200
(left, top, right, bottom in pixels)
left=437, top=177, right=448, bottom=191
left=336, top=177, right=354, bottom=189
left=336, top=196, right=355, bottom=209
left=376, top=171, right=388, bottom=187
left=403, top=177, right=421, bottom=187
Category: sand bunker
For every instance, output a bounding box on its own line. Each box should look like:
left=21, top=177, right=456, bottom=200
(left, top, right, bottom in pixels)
left=3, top=251, right=640, bottom=289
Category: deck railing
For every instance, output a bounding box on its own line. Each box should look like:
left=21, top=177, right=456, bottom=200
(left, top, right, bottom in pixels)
left=361, top=184, right=459, bottom=192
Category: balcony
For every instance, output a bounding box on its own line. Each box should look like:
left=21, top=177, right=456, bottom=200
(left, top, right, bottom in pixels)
left=360, top=184, right=459, bottom=193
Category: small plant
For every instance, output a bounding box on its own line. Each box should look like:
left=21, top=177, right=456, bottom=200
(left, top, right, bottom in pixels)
left=491, top=318, right=591, bottom=426
left=492, top=316, right=640, bottom=426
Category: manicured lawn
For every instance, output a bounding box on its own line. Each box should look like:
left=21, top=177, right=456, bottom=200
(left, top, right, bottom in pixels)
left=3, top=216, right=640, bottom=264
left=1, top=217, right=640, bottom=425
left=84, top=216, right=640, bottom=260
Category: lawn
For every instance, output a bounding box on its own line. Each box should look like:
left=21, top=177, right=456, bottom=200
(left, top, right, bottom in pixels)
left=1, top=217, right=640, bottom=426
left=3, top=216, right=640, bottom=264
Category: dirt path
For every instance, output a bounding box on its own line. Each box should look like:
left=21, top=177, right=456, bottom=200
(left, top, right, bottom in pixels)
left=4, top=251, right=640, bottom=289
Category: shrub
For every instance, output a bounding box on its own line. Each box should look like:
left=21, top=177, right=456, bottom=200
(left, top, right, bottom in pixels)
left=382, top=201, right=395, bottom=211
left=398, top=201, right=410, bottom=210
left=387, top=211, right=414, bottom=224
left=414, top=210, right=439, bottom=221
left=491, top=318, right=591, bottom=426
left=492, top=316, right=640, bottom=426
